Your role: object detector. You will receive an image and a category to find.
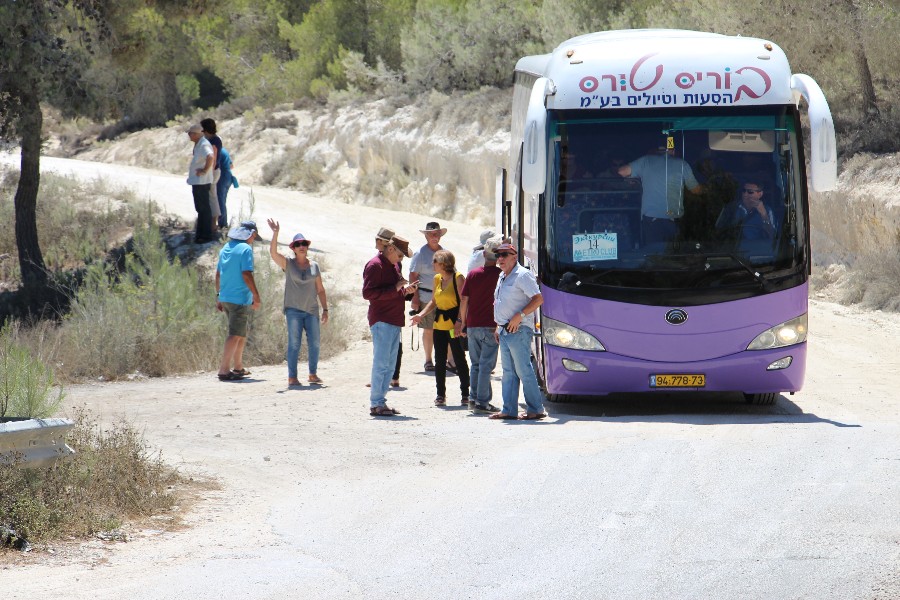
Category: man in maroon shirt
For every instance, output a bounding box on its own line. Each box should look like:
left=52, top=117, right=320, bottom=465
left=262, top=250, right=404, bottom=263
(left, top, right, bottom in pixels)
left=456, top=236, right=504, bottom=413
left=363, top=235, right=416, bottom=416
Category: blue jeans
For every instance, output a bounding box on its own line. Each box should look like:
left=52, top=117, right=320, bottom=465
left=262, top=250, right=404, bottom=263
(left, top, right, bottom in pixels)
left=370, top=322, right=401, bottom=408
left=467, top=327, right=499, bottom=404
left=285, top=307, right=320, bottom=379
left=499, top=326, right=544, bottom=416
left=216, top=174, right=232, bottom=228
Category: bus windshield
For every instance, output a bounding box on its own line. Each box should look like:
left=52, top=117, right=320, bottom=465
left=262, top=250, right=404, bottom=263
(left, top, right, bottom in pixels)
left=543, top=105, right=808, bottom=307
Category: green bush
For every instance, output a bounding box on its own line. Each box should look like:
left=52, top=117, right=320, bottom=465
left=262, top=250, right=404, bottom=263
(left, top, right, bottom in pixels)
left=0, top=325, right=64, bottom=419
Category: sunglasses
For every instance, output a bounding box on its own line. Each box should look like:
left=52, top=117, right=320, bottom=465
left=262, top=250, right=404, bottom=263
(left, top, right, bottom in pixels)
left=742, top=188, right=762, bottom=194
left=291, top=241, right=311, bottom=248
left=495, top=252, right=514, bottom=258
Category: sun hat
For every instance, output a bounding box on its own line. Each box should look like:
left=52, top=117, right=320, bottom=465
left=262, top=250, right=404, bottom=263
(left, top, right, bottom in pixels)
left=473, top=229, right=497, bottom=251
left=419, top=222, right=447, bottom=236
left=375, top=226, right=395, bottom=242
left=227, top=220, right=258, bottom=241
left=388, top=235, right=412, bottom=258
left=482, top=234, right=504, bottom=261
left=289, top=233, right=310, bottom=248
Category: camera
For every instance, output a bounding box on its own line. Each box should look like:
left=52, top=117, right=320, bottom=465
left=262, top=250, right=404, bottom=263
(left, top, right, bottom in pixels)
left=409, top=309, right=418, bottom=316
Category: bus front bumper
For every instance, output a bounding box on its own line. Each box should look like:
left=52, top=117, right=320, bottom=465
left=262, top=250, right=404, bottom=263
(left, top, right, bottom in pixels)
left=542, top=343, right=806, bottom=396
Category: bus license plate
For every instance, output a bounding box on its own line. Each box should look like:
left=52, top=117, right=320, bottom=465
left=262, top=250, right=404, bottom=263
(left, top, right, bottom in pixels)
left=650, top=374, right=706, bottom=388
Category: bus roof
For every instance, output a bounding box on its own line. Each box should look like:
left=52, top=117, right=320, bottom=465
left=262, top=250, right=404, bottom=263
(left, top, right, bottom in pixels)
left=515, top=29, right=795, bottom=110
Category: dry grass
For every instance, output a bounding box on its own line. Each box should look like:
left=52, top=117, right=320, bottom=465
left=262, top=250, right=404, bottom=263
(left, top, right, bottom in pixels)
left=0, top=407, right=184, bottom=545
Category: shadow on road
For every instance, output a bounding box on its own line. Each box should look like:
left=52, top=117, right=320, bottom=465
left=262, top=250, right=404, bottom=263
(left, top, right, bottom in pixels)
left=544, top=392, right=860, bottom=427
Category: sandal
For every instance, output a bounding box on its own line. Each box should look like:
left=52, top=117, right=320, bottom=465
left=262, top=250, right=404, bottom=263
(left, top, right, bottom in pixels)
left=518, top=413, right=547, bottom=420
left=370, top=406, right=400, bottom=417
left=488, top=413, right=518, bottom=420
left=218, top=372, right=244, bottom=381
left=424, top=361, right=435, bottom=372
left=231, top=368, right=251, bottom=376
left=434, top=396, right=446, bottom=407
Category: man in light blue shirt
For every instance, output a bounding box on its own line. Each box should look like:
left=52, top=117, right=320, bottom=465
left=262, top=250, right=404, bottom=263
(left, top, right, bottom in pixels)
left=215, top=221, right=260, bottom=381
left=618, top=145, right=702, bottom=245
left=490, top=243, right=546, bottom=421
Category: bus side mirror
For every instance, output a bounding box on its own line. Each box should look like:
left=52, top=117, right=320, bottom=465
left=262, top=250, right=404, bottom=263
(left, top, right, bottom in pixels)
left=522, top=77, right=553, bottom=195
left=792, top=74, right=837, bottom=192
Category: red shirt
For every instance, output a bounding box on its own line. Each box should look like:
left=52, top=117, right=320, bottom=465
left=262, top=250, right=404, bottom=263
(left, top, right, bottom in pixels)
left=460, top=265, right=501, bottom=328
left=362, top=253, right=406, bottom=327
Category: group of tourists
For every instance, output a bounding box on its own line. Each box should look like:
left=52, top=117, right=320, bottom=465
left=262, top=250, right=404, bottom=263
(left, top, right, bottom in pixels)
left=364, top=222, right=547, bottom=421
left=211, top=216, right=547, bottom=421
left=197, top=124, right=545, bottom=419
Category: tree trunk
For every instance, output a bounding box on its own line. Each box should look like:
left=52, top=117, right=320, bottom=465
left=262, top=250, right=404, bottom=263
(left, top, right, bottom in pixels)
left=853, top=41, right=879, bottom=117
left=13, top=93, right=49, bottom=291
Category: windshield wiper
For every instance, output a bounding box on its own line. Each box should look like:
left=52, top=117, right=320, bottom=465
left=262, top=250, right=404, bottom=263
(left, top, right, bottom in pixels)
left=703, top=253, right=770, bottom=290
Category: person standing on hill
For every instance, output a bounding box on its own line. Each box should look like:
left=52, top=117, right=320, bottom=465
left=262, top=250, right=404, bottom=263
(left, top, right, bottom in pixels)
left=216, top=221, right=261, bottom=381
left=201, top=118, right=224, bottom=233
left=267, top=218, right=328, bottom=387
left=186, top=123, right=216, bottom=244
left=217, top=146, right=238, bottom=228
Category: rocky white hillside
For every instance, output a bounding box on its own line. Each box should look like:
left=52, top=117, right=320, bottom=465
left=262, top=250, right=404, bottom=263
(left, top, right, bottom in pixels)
left=69, top=89, right=511, bottom=228
left=62, top=90, right=900, bottom=311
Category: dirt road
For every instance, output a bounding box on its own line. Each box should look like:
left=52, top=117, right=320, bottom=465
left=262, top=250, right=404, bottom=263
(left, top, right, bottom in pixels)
left=1, top=156, right=898, bottom=599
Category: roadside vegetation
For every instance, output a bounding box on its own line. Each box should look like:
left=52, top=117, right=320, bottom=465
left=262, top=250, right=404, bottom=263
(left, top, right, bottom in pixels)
left=0, top=407, right=183, bottom=549
left=0, top=168, right=354, bottom=388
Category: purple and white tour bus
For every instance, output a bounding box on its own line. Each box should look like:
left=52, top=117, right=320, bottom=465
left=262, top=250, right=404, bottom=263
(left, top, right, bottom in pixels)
left=499, top=30, right=837, bottom=404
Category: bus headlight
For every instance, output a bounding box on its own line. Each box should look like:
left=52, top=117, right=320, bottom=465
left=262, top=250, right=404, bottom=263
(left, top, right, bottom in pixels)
left=542, top=316, right=606, bottom=351
left=747, top=314, right=808, bottom=350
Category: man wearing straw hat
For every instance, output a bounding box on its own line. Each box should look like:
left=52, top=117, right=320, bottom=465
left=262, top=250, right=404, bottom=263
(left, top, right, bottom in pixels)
left=363, top=234, right=417, bottom=416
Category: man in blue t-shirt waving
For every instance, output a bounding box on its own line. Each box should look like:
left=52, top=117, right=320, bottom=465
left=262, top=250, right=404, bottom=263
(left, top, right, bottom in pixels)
left=216, top=221, right=261, bottom=381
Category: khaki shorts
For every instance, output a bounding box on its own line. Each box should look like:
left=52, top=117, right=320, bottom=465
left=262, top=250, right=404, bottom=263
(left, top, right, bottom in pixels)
left=416, top=310, right=435, bottom=329
left=222, top=302, right=251, bottom=337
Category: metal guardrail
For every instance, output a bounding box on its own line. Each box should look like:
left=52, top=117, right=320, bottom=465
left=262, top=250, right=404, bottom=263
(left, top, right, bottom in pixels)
left=0, top=418, right=75, bottom=468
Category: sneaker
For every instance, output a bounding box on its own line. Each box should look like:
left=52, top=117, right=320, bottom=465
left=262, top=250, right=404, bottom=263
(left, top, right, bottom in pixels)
left=434, top=396, right=446, bottom=406
left=468, top=399, right=476, bottom=411
left=473, top=403, right=501, bottom=414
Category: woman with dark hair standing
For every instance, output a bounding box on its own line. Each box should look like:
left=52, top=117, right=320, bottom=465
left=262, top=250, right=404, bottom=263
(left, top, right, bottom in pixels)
left=411, top=250, right=470, bottom=407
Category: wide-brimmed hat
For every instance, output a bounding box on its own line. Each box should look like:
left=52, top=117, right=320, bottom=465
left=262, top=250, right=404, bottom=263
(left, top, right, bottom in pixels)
left=375, top=226, right=395, bottom=243
left=289, top=233, right=310, bottom=248
left=227, top=220, right=258, bottom=241
left=419, top=222, right=447, bottom=236
left=388, top=235, right=412, bottom=258
left=473, top=228, right=497, bottom=251
left=482, top=234, right=504, bottom=260
left=493, top=242, right=517, bottom=256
